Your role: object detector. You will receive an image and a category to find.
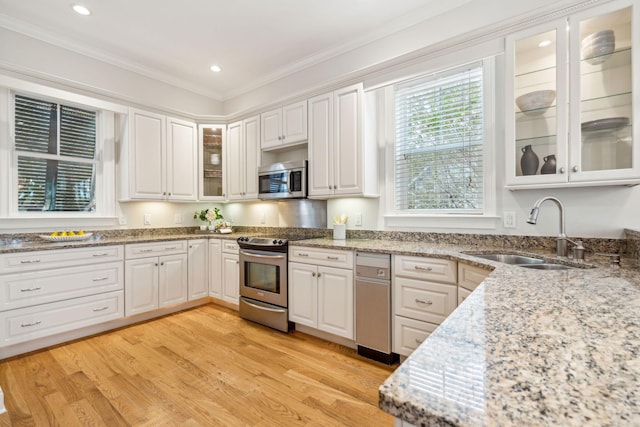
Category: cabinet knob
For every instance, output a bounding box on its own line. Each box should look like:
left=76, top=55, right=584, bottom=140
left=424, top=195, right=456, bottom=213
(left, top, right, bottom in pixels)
left=155, top=263, right=158, bottom=267
left=559, top=167, right=566, bottom=174
left=312, top=272, right=316, bottom=277
left=572, top=165, right=579, bottom=173
left=317, top=273, right=321, bottom=278
left=161, top=262, right=164, bottom=266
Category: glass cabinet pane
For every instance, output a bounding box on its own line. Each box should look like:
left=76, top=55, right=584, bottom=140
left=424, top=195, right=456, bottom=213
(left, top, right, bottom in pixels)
left=514, top=29, right=559, bottom=177
left=579, top=7, right=633, bottom=172
left=201, top=127, right=224, bottom=197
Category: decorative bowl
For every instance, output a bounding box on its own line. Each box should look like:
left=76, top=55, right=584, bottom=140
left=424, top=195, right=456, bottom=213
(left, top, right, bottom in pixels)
left=515, top=90, right=556, bottom=115
left=581, top=30, right=615, bottom=65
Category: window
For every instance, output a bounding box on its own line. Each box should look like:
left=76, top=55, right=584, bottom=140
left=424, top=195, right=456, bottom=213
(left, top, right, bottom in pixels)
left=14, top=94, right=98, bottom=212
left=395, top=63, right=484, bottom=213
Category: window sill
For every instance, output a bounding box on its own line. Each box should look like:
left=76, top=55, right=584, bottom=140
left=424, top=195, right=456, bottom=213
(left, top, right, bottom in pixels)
left=384, top=214, right=500, bottom=230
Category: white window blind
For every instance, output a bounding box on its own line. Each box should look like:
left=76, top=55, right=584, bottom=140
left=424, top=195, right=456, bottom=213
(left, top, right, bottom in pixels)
left=14, top=94, right=97, bottom=212
left=395, top=63, right=484, bottom=212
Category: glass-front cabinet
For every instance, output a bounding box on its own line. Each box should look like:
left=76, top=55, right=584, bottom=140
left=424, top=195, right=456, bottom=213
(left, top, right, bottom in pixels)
left=505, top=0, right=638, bottom=188
left=198, top=124, right=226, bottom=200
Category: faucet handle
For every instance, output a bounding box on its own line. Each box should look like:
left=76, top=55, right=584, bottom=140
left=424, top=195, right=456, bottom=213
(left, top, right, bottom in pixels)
left=571, top=240, right=586, bottom=262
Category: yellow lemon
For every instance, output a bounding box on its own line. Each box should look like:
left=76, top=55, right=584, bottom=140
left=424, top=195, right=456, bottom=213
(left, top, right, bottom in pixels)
left=50, top=231, right=58, bottom=237
left=77, top=230, right=85, bottom=235
left=68, top=231, right=76, bottom=236
left=60, top=231, right=67, bottom=237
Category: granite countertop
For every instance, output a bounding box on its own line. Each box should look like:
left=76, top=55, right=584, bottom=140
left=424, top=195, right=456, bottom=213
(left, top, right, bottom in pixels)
left=0, top=232, right=238, bottom=254
left=291, top=238, right=640, bottom=426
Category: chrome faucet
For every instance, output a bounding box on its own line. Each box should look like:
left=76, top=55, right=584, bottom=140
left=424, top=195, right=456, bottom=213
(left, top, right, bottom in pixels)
left=526, top=196, right=569, bottom=257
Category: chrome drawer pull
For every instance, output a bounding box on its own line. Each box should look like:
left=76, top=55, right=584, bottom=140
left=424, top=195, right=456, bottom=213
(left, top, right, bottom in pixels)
left=297, top=253, right=309, bottom=257
left=93, top=276, right=109, bottom=282
left=414, top=265, right=433, bottom=271
left=21, top=321, right=42, bottom=328
left=327, top=256, right=339, bottom=260
left=140, top=249, right=154, bottom=253
left=165, top=246, right=178, bottom=250
left=92, top=253, right=109, bottom=257
left=415, top=299, right=433, bottom=305
left=93, top=306, right=109, bottom=312
left=20, top=287, right=42, bottom=292
left=20, top=259, right=41, bottom=264
left=415, top=338, right=424, bottom=344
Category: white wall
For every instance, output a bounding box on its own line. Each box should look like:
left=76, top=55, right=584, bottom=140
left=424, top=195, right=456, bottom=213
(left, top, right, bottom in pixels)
left=0, top=27, right=223, bottom=119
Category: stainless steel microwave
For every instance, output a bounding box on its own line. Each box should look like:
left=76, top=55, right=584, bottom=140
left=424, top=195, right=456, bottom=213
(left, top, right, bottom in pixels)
left=258, top=160, right=307, bottom=200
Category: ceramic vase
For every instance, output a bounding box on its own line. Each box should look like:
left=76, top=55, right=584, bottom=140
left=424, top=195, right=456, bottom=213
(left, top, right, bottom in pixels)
left=520, top=145, right=539, bottom=175
left=541, top=154, right=556, bottom=174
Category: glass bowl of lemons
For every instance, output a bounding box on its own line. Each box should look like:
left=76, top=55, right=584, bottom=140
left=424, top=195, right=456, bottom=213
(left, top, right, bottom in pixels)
left=39, top=230, right=93, bottom=242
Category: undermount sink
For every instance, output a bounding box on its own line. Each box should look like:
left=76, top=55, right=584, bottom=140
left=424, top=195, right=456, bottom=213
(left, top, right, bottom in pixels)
left=519, top=263, right=573, bottom=270
left=465, top=253, right=545, bottom=265
left=464, top=252, right=579, bottom=270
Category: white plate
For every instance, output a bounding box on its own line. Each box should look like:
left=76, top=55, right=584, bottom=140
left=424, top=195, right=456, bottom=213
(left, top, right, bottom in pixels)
left=39, top=233, right=93, bottom=242
left=581, top=117, right=629, bottom=132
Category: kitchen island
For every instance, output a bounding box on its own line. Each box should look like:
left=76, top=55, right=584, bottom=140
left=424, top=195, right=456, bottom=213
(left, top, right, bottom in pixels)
left=291, top=238, right=640, bottom=426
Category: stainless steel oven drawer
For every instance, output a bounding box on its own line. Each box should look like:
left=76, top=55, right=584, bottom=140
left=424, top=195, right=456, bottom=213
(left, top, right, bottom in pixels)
left=239, top=297, right=290, bottom=333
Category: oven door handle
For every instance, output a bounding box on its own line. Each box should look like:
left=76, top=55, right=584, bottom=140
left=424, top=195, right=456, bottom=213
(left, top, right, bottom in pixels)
left=242, top=298, right=287, bottom=314
left=240, top=250, right=287, bottom=260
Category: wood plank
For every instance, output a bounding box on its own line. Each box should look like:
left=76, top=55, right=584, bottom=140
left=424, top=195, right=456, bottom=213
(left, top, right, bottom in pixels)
left=0, top=303, right=395, bottom=425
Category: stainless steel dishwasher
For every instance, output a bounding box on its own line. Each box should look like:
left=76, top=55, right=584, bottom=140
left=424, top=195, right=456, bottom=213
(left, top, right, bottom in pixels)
left=355, top=252, right=397, bottom=364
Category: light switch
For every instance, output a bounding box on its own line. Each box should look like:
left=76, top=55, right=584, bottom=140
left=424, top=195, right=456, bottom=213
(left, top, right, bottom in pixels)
left=354, top=212, right=362, bottom=226
left=503, top=211, right=516, bottom=228
left=144, top=213, right=151, bottom=225
left=174, top=214, right=182, bottom=224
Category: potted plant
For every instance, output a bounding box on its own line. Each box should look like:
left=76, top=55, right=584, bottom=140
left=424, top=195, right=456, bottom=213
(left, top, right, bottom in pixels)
left=193, top=207, right=223, bottom=231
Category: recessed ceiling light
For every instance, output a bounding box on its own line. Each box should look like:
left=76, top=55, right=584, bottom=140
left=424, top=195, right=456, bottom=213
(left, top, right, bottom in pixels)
left=538, top=39, right=552, bottom=48
left=210, top=65, right=222, bottom=73
left=72, top=4, right=91, bottom=16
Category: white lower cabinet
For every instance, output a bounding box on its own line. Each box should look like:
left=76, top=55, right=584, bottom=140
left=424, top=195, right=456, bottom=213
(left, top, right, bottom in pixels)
left=124, top=241, right=188, bottom=316
left=0, top=245, right=125, bottom=348
left=188, top=239, right=208, bottom=300
left=393, top=255, right=457, bottom=357
left=209, top=239, right=222, bottom=299
left=457, top=263, right=491, bottom=305
left=288, top=247, right=354, bottom=340
left=210, top=239, right=239, bottom=306
left=221, top=253, right=239, bottom=304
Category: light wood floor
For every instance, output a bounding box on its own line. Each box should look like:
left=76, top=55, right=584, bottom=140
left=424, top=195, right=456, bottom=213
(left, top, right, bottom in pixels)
left=0, top=303, right=396, bottom=426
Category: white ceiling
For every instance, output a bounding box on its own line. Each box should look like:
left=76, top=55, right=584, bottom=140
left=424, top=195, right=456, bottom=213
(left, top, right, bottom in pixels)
left=0, top=0, right=452, bottom=101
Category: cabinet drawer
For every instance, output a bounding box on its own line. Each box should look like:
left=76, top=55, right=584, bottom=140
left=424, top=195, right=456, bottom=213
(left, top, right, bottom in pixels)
left=289, top=246, right=353, bottom=269
left=125, top=240, right=187, bottom=259
left=394, top=255, right=456, bottom=284
left=394, top=277, right=457, bottom=324
left=0, top=261, right=124, bottom=311
left=222, top=240, right=239, bottom=254
left=0, top=291, right=124, bottom=346
left=458, top=263, right=490, bottom=291
left=0, top=245, right=123, bottom=274
left=393, top=315, right=438, bottom=357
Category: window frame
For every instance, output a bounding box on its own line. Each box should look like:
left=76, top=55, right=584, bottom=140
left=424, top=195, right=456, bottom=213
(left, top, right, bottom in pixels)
left=0, top=76, right=124, bottom=226
left=382, top=56, right=498, bottom=230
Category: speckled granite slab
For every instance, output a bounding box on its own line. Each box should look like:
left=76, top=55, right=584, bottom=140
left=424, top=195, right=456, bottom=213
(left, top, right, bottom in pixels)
left=625, top=228, right=640, bottom=260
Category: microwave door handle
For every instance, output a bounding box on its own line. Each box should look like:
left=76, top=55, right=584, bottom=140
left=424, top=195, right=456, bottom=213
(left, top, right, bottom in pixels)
left=287, top=171, right=293, bottom=193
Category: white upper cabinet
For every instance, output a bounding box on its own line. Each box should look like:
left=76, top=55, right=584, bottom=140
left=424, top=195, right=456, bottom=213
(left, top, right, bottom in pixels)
left=227, top=116, right=260, bottom=201
left=505, top=0, right=638, bottom=189
left=198, top=124, right=226, bottom=201
left=308, top=83, right=377, bottom=198
left=121, top=108, right=197, bottom=201
left=261, top=100, right=307, bottom=150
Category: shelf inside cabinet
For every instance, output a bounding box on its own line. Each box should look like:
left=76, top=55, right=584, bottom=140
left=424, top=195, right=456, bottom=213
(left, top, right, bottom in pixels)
left=515, top=134, right=557, bottom=148
left=581, top=47, right=631, bottom=71
left=516, top=104, right=557, bottom=119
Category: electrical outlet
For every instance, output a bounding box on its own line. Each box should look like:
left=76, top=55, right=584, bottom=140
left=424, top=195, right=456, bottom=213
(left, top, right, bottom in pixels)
left=174, top=214, right=182, bottom=224
left=260, top=212, right=266, bottom=224
left=503, top=211, right=516, bottom=229
left=354, top=212, right=362, bottom=226
left=144, top=213, right=151, bottom=225
left=118, top=216, right=127, bottom=226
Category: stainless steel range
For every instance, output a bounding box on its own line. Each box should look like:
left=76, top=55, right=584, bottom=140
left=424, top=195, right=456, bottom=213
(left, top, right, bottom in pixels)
left=237, top=236, right=292, bottom=332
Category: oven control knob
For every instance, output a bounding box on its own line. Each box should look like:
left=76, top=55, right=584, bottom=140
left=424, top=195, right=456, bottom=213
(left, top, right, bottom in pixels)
left=272, top=240, right=278, bottom=244
left=278, top=240, right=283, bottom=245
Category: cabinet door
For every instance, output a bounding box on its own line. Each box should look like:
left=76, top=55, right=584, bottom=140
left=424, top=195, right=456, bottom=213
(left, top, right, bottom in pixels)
left=125, top=257, right=159, bottom=316
left=308, top=92, right=334, bottom=196
left=243, top=115, right=261, bottom=199
left=569, top=2, right=637, bottom=182
left=334, top=84, right=363, bottom=195
left=261, top=108, right=282, bottom=149
left=129, top=108, right=166, bottom=199
left=199, top=124, right=226, bottom=200
left=221, top=253, right=239, bottom=304
left=208, top=240, right=222, bottom=299
left=282, top=100, right=308, bottom=145
left=288, top=262, right=317, bottom=327
left=317, top=266, right=353, bottom=339
left=166, top=117, right=197, bottom=200
left=227, top=120, right=244, bottom=200
left=505, top=20, right=568, bottom=186
left=188, top=240, right=208, bottom=300
left=158, top=254, right=188, bottom=308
